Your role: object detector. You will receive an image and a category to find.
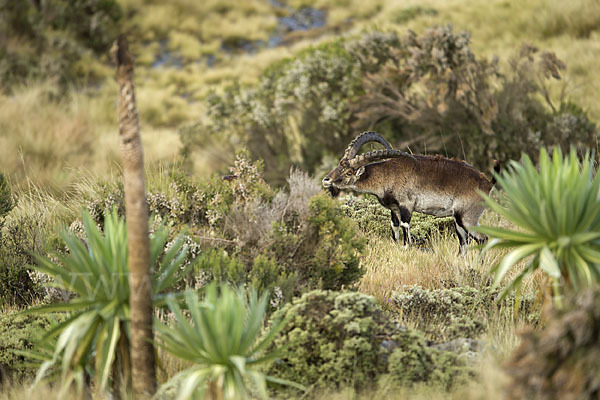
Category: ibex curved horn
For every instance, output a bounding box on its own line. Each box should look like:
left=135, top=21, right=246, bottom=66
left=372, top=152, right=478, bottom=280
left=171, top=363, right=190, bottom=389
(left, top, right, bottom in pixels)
left=348, top=149, right=415, bottom=168
left=342, top=131, right=392, bottom=161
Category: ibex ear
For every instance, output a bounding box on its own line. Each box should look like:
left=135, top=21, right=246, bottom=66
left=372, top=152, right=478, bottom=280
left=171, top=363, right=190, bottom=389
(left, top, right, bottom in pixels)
left=354, top=166, right=365, bottom=179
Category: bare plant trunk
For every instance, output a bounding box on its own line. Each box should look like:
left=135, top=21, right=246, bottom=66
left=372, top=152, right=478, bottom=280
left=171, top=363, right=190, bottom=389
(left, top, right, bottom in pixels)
left=113, top=35, right=157, bottom=398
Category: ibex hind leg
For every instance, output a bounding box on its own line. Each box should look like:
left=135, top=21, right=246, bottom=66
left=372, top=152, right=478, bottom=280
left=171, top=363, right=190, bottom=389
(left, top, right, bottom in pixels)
left=454, top=220, right=469, bottom=255
left=462, top=207, right=488, bottom=244
left=455, top=208, right=488, bottom=256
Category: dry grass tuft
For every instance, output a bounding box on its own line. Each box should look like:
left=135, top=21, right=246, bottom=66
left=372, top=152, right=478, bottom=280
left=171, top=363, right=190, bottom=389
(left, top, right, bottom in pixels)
left=0, top=81, right=181, bottom=193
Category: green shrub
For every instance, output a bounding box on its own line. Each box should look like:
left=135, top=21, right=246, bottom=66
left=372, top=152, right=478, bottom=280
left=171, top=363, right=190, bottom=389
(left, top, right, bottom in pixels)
left=391, top=285, right=538, bottom=342
left=0, top=251, right=40, bottom=307
left=0, top=173, right=12, bottom=218
left=0, top=0, right=122, bottom=89
left=267, top=290, right=394, bottom=393
left=191, top=249, right=297, bottom=309
left=385, top=330, right=471, bottom=390
left=195, top=193, right=365, bottom=299
left=267, top=193, right=365, bottom=292
left=355, top=29, right=597, bottom=170
left=180, top=37, right=384, bottom=185
left=0, top=311, right=64, bottom=382
left=268, top=290, right=471, bottom=395
left=0, top=212, right=48, bottom=306
left=182, top=28, right=595, bottom=183
left=85, top=152, right=274, bottom=233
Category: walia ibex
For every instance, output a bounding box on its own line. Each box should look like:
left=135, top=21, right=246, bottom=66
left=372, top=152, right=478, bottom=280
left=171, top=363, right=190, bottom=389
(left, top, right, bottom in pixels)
left=322, top=132, right=499, bottom=254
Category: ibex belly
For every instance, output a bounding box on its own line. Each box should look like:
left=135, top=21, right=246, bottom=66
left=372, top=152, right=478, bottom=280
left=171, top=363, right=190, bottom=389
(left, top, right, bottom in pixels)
left=413, top=193, right=454, bottom=217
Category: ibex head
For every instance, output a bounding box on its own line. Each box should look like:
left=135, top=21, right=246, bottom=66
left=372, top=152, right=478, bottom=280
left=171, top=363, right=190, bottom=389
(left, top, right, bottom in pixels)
left=322, top=131, right=412, bottom=196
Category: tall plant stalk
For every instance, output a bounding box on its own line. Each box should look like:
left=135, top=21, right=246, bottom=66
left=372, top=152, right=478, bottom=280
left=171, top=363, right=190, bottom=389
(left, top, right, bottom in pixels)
left=114, top=35, right=157, bottom=397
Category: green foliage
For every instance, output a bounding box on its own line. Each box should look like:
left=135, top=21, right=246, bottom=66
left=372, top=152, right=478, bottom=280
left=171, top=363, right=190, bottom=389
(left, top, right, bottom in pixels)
left=268, top=290, right=471, bottom=395
left=268, top=290, right=394, bottom=393
left=477, top=147, right=600, bottom=306
left=156, top=284, right=304, bottom=400
left=182, top=27, right=595, bottom=182
left=391, top=285, right=538, bottom=342
left=355, top=27, right=597, bottom=170
left=340, top=195, right=453, bottom=243
left=267, top=193, right=365, bottom=292
left=181, top=38, right=371, bottom=185
left=0, top=311, right=64, bottom=383
left=0, top=173, right=12, bottom=218
left=25, top=210, right=191, bottom=396
left=194, top=250, right=296, bottom=307
left=0, top=251, right=39, bottom=307
left=194, top=249, right=247, bottom=286
left=391, top=6, right=438, bottom=24
left=0, top=212, right=47, bottom=307
left=0, top=0, right=122, bottom=89
left=385, top=330, right=470, bottom=390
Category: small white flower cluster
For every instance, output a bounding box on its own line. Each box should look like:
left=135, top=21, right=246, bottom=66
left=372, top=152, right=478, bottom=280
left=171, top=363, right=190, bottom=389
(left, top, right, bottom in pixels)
left=270, top=286, right=283, bottom=309
left=147, top=191, right=187, bottom=222
left=27, top=270, right=72, bottom=303
left=69, top=219, right=86, bottom=240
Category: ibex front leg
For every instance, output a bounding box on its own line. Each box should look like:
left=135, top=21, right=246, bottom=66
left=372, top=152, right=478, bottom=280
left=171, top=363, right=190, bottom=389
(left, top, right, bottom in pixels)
left=391, top=206, right=412, bottom=247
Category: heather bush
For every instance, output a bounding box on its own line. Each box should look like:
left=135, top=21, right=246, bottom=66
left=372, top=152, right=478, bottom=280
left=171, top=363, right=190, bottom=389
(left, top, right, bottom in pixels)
left=179, top=36, right=390, bottom=185
left=267, top=290, right=395, bottom=393
left=267, top=193, right=365, bottom=291
left=0, top=0, right=122, bottom=89
left=267, top=290, right=470, bottom=396
left=182, top=28, right=596, bottom=183
left=355, top=27, right=597, bottom=169
left=0, top=173, right=12, bottom=218
left=78, top=155, right=364, bottom=299
left=0, top=212, right=48, bottom=306
left=391, top=285, right=539, bottom=342
left=385, top=329, right=471, bottom=390
left=0, top=311, right=64, bottom=383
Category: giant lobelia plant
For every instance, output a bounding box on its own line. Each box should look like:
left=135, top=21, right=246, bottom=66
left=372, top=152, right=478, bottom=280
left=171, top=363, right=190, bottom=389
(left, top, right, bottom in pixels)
left=156, top=283, right=305, bottom=400
left=25, top=210, right=192, bottom=397
left=477, top=147, right=600, bottom=307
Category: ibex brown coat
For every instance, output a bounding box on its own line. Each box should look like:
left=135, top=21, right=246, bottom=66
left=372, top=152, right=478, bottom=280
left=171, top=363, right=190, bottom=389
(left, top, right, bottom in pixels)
left=322, top=132, right=499, bottom=254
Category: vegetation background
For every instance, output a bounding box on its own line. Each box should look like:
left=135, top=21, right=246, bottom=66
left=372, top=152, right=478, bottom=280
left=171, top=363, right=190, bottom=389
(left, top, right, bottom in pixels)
left=0, top=0, right=599, bottom=398
left=1, top=0, right=599, bottom=190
